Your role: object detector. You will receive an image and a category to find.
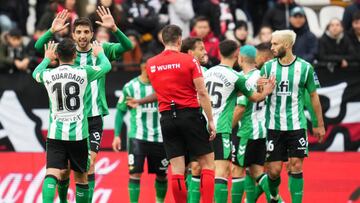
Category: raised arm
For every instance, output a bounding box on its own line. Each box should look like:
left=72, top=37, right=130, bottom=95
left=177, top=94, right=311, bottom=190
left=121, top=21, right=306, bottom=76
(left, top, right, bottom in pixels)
left=34, top=10, right=70, bottom=53
left=232, top=96, right=247, bottom=128
left=33, top=41, right=57, bottom=82
left=96, top=6, right=133, bottom=60
left=86, top=41, right=111, bottom=81
left=113, top=89, right=129, bottom=152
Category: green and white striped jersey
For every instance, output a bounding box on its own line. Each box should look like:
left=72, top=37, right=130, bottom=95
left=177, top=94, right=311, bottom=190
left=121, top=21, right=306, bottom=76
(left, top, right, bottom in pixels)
left=32, top=54, right=111, bottom=141
left=204, top=64, right=253, bottom=134
left=260, top=57, right=320, bottom=131
left=117, top=77, right=162, bottom=142
left=236, top=69, right=266, bottom=140
left=34, top=28, right=133, bottom=118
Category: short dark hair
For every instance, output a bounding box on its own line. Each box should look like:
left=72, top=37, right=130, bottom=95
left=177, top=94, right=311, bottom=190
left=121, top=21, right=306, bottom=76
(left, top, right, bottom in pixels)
left=219, top=40, right=238, bottom=58
left=353, top=11, right=360, bottom=21
left=256, top=42, right=272, bottom=52
left=193, top=16, right=210, bottom=27
left=57, top=38, right=76, bottom=62
left=180, top=37, right=203, bottom=53
left=162, top=24, right=182, bottom=45
left=235, top=20, right=248, bottom=31
left=73, top=17, right=93, bottom=32
left=8, top=28, right=22, bottom=38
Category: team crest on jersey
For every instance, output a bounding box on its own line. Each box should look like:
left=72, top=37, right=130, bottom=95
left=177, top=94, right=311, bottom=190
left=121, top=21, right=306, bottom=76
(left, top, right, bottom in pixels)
left=277, top=80, right=292, bottom=96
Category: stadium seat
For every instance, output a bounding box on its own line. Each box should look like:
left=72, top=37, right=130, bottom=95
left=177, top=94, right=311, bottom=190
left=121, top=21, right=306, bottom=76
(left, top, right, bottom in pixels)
left=295, top=0, right=330, bottom=7
left=319, top=6, right=345, bottom=31
left=303, top=7, right=323, bottom=37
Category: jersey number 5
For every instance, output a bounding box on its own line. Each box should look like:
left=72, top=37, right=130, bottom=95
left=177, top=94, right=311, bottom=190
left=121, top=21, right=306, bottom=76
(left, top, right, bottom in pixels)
left=52, top=82, right=81, bottom=111
left=206, top=81, right=223, bottom=108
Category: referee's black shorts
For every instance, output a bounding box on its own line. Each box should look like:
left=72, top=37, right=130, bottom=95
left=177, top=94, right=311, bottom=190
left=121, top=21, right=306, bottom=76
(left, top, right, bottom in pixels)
left=160, top=108, right=213, bottom=160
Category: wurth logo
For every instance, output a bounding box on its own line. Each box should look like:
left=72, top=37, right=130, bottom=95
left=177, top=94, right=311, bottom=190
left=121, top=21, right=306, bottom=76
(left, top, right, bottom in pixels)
left=277, top=80, right=291, bottom=96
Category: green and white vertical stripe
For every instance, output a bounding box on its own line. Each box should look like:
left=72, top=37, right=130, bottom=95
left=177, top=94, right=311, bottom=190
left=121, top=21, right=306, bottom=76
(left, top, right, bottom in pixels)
left=261, top=57, right=318, bottom=131
left=122, top=78, right=162, bottom=143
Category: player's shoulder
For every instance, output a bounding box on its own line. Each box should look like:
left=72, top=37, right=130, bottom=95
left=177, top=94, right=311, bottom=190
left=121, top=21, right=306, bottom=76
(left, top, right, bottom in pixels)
left=263, top=58, right=277, bottom=67
left=296, top=57, right=312, bottom=66
left=124, top=77, right=138, bottom=88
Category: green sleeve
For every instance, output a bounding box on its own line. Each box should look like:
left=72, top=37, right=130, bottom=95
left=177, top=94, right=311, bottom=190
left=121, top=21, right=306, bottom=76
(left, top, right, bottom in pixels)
left=34, top=29, right=54, bottom=53
left=305, top=66, right=320, bottom=94
left=114, top=87, right=129, bottom=137
left=237, top=95, right=248, bottom=107
left=260, top=65, right=266, bottom=77
left=85, top=52, right=111, bottom=81
left=32, top=57, right=51, bottom=83
left=235, top=75, right=254, bottom=97
left=304, top=89, right=318, bottom=127
left=102, top=28, right=133, bottom=61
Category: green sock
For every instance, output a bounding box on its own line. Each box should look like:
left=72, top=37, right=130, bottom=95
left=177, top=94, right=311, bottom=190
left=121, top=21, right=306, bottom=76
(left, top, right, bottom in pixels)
left=188, top=176, right=200, bottom=203
left=268, top=176, right=281, bottom=200
left=256, top=174, right=271, bottom=202
left=42, top=175, right=58, bottom=203
left=289, top=172, right=304, bottom=203
left=76, top=183, right=89, bottom=203
left=88, top=174, right=95, bottom=203
left=231, top=177, right=245, bottom=203
left=58, top=178, right=69, bottom=203
left=129, top=178, right=140, bottom=203
left=155, top=179, right=168, bottom=203
left=215, top=178, right=228, bottom=203
left=245, top=174, right=256, bottom=203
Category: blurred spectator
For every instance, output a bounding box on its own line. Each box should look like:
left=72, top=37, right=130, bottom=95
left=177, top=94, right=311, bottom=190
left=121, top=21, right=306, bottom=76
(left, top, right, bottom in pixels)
left=342, top=0, right=360, bottom=31
left=122, top=0, right=159, bottom=38
left=190, top=16, right=220, bottom=66
left=193, top=0, right=221, bottom=38
left=27, top=28, right=48, bottom=71
left=226, top=20, right=251, bottom=46
left=0, top=28, right=30, bottom=74
left=95, top=26, right=111, bottom=43
left=254, top=25, right=273, bottom=45
left=168, top=0, right=195, bottom=38
left=88, top=0, right=128, bottom=33
left=240, top=0, right=269, bottom=35
left=289, top=6, right=317, bottom=63
left=347, top=11, right=360, bottom=60
left=318, top=18, right=356, bottom=70
left=145, top=26, right=164, bottom=56
left=0, top=0, right=29, bottom=34
left=262, top=0, right=298, bottom=31
left=37, top=0, right=78, bottom=31
left=121, top=30, right=143, bottom=71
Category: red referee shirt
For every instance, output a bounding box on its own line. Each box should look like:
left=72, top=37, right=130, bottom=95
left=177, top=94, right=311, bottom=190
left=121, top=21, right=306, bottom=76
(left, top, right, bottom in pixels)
left=146, top=50, right=203, bottom=112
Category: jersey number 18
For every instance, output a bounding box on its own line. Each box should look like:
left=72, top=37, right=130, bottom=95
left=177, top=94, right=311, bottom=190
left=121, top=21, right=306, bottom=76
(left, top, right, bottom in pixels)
left=52, top=82, right=81, bottom=111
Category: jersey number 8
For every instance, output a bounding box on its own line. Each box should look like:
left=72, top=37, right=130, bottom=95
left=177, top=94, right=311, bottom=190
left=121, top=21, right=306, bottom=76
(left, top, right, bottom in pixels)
left=52, top=82, right=81, bottom=111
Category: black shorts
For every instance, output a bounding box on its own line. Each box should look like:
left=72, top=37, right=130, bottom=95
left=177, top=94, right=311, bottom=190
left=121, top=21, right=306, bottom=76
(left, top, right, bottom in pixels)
left=266, top=129, right=308, bottom=162
left=232, top=135, right=266, bottom=167
left=160, top=108, right=213, bottom=160
left=213, top=133, right=231, bottom=161
left=88, top=116, right=103, bottom=153
left=46, top=138, right=90, bottom=173
left=128, top=138, right=168, bottom=176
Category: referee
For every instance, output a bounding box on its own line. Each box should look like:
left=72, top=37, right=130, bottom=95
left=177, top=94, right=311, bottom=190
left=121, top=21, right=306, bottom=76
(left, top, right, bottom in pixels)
left=146, top=25, right=216, bottom=203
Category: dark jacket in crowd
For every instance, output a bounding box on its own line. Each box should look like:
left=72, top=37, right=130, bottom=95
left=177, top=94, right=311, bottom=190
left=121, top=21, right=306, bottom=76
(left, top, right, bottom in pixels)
left=0, top=41, right=28, bottom=74
left=292, top=24, right=318, bottom=63
left=317, top=32, right=356, bottom=68
left=122, top=0, right=159, bottom=35
left=347, top=29, right=360, bottom=60
left=342, top=3, right=360, bottom=31
left=0, top=0, right=29, bottom=34
left=262, top=2, right=298, bottom=31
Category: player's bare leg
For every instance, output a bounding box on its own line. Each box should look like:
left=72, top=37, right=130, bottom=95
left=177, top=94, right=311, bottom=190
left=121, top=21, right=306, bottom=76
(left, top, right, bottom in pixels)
left=214, top=160, right=231, bottom=203
left=129, top=173, right=142, bottom=203
left=288, top=157, right=304, bottom=203
left=74, top=171, right=89, bottom=203
left=170, top=156, right=187, bottom=203
left=231, top=165, right=245, bottom=203
left=187, top=161, right=202, bottom=203
left=267, top=161, right=283, bottom=202
left=42, top=168, right=61, bottom=203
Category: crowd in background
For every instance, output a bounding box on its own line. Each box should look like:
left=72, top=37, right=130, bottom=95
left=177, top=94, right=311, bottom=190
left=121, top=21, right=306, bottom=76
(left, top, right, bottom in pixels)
left=1, top=0, right=360, bottom=75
